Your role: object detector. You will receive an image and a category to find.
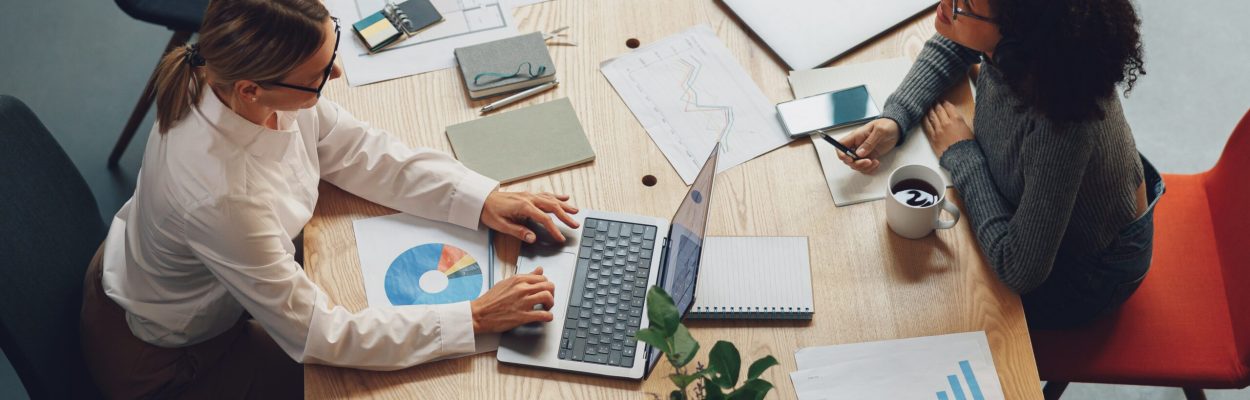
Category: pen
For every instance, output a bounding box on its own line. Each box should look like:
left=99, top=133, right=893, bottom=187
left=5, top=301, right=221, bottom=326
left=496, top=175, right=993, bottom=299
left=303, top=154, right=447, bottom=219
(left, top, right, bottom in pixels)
left=480, top=81, right=560, bottom=114
left=818, top=131, right=861, bottom=161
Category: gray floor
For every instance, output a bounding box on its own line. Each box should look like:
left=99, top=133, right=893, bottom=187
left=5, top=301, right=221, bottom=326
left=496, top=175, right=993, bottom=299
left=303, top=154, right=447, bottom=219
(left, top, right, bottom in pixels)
left=0, top=0, right=1246, bottom=399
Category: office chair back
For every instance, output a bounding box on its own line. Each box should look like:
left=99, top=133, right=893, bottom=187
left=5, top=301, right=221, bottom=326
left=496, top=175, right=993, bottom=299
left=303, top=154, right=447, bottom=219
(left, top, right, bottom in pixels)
left=1205, top=109, right=1250, bottom=374
left=0, top=95, right=105, bottom=399
left=113, top=0, right=209, bottom=32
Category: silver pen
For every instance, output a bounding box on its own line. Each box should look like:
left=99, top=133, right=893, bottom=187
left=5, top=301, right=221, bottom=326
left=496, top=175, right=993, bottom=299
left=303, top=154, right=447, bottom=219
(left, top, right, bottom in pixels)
left=480, top=81, right=559, bottom=114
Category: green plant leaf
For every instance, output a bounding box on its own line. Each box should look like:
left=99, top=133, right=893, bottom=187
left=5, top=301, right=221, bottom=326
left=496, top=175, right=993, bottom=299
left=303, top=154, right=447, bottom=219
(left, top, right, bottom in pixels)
left=726, top=379, right=774, bottom=400
left=704, top=383, right=726, bottom=400
left=669, top=389, right=685, bottom=400
left=670, top=373, right=702, bottom=390
left=707, top=341, right=741, bottom=389
left=636, top=327, right=671, bottom=354
left=670, top=366, right=715, bottom=392
left=646, top=286, right=679, bottom=336
left=668, top=324, right=700, bottom=368
left=746, top=355, right=779, bottom=381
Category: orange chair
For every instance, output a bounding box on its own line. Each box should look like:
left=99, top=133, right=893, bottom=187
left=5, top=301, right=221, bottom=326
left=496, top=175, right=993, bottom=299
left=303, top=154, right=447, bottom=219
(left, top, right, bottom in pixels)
left=1030, top=109, right=1250, bottom=400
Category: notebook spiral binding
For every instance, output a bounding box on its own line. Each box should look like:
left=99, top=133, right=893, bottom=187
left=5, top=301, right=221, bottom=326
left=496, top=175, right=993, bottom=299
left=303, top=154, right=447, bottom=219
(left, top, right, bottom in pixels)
left=382, top=1, right=419, bottom=37
left=688, top=305, right=814, bottom=320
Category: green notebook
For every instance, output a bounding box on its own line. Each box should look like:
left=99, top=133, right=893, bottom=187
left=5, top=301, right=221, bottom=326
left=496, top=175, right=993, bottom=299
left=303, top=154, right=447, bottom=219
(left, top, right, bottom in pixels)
left=446, top=98, right=594, bottom=184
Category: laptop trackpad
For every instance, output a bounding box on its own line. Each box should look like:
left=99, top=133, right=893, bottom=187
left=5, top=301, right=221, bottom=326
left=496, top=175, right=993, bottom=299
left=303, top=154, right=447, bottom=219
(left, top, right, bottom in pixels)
left=499, top=249, right=576, bottom=361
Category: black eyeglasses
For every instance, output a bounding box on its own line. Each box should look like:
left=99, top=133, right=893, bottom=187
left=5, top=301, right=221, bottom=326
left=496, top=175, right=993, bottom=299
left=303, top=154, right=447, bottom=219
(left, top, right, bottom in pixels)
left=950, top=0, right=994, bottom=23
left=264, top=17, right=340, bottom=97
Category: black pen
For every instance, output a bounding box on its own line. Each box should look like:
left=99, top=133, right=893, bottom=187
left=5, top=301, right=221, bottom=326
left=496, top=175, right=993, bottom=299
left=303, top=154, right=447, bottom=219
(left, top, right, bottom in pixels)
left=818, top=131, right=861, bottom=161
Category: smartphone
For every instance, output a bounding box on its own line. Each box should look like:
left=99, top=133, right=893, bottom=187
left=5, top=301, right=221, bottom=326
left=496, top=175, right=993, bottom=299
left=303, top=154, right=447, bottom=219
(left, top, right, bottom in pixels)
left=776, top=85, right=880, bottom=138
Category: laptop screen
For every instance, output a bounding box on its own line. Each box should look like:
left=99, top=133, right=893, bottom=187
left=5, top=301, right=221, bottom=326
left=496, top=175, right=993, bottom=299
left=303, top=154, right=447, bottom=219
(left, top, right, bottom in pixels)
left=647, top=146, right=719, bottom=372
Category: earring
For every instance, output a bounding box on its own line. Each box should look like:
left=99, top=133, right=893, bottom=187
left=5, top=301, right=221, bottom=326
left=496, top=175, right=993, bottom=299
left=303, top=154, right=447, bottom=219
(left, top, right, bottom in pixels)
left=251, top=97, right=258, bottom=102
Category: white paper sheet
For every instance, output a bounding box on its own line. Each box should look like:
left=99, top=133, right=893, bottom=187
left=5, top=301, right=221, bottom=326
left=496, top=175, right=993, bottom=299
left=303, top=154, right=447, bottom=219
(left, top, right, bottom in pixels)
left=353, top=213, right=504, bottom=355
left=788, top=57, right=952, bottom=206
left=327, top=0, right=519, bottom=86
left=600, top=25, right=792, bottom=184
left=790, top=332, right=1006, bottom=400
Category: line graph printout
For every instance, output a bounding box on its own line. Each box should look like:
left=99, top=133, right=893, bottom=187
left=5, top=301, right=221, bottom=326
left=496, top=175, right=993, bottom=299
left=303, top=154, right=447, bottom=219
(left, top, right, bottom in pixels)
left=601, top=25, right=792, bottom=184
left=326, top=0, right=517, bottom=86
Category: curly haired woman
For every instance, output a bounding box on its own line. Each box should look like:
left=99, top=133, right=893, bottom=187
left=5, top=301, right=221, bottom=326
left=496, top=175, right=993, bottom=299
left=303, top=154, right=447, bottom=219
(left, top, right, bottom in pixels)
left=836, top=0, right=1163, bottom=329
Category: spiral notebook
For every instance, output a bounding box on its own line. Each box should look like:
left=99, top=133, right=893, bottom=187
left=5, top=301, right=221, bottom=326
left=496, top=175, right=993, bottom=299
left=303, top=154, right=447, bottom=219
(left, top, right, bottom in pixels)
left=352, top=0, right=444, bottom=53
left=690, top=236, right=814, bottom=320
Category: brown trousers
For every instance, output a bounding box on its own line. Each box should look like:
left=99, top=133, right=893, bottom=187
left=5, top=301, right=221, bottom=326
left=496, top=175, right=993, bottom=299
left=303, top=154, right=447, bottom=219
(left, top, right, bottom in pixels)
left=79, top=246, right=302, bottom=399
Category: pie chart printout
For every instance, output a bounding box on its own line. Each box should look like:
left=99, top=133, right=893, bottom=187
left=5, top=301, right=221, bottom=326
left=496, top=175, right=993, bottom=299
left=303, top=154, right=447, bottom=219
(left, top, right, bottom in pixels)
left=384, top=243, right=484, bottom=305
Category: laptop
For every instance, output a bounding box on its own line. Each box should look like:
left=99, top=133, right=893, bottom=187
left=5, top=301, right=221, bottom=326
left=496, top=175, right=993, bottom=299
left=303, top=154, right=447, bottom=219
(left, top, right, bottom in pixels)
left=497, top=146, right=719, bottom=379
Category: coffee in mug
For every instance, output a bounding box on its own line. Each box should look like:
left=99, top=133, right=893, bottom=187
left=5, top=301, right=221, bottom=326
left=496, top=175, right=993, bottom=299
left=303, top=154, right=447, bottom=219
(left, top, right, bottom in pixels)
left=885, top=165, right=961, bottom=239
left=891, top=179, right=939, bottom=208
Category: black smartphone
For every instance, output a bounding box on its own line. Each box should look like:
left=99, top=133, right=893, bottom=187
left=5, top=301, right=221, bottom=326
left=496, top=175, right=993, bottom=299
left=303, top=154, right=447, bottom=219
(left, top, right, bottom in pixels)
left=776, top=85, right=880, bottom=138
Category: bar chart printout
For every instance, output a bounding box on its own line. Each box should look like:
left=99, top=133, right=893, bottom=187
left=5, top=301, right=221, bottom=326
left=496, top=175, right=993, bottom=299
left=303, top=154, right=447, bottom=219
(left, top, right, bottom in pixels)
left=790, top=331, right=1006, bottom=400
left=936, top=360, right=987, bottom=400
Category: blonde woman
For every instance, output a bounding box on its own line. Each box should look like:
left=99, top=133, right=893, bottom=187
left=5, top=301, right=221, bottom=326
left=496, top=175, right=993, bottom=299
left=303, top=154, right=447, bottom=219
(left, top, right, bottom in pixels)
left=80, top=0, right=577, bottom=397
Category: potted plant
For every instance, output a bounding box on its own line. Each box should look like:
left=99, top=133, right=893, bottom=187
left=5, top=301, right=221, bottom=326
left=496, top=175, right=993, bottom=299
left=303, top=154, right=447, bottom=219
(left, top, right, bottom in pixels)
left=637, top=286, right=779, bottom=400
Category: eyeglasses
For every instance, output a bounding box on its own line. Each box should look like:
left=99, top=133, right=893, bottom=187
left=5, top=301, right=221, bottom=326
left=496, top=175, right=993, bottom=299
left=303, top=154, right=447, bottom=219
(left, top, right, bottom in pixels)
left=264, top=17, right=340, bottom=98
left=950, top=0, right=993, bottom=23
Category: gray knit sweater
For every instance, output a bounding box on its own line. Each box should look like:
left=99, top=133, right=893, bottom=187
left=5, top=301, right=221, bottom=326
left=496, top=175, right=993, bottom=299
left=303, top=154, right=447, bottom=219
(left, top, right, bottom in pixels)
left=880, top=34, right=1144, bottom=294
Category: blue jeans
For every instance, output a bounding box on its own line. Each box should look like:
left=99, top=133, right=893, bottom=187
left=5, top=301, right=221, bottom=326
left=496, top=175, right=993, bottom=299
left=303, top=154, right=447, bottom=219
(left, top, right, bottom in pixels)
left=1022, top=155, right=1166, bottom=330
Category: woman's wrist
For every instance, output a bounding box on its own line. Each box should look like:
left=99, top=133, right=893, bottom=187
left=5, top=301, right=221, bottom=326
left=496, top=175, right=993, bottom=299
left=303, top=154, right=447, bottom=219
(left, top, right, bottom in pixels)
left=469, top=299, right=483, bottom=333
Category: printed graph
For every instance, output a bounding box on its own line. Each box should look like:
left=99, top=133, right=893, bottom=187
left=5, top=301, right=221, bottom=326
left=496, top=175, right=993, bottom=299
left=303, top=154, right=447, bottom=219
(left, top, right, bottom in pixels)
left=935, top=360, right=987, bottom=400
left=384, top=243, right=484, bottom=305
left=602, top=26, right=791, bottom=184
left=675, top=59, right=736, bottom=152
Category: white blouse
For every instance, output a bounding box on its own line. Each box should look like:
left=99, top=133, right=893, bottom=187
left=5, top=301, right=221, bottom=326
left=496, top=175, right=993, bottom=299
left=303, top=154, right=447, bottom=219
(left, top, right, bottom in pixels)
left=100, top=89, right=499, bottom=370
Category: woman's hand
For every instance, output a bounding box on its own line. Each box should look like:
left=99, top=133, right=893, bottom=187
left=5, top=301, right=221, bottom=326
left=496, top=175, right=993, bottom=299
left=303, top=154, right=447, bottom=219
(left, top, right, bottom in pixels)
left=835, top=118, right=901, bottom=174
left=470, top=267, right=556, bottom=333
left=922, top=101, right=974, bottom=158
left=481, top=190, right=579, bottom=243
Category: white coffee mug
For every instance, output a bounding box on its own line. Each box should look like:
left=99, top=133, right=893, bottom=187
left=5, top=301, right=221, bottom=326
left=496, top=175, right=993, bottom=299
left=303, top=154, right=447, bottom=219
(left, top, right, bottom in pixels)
left=886, top=164, right=961, bottom=239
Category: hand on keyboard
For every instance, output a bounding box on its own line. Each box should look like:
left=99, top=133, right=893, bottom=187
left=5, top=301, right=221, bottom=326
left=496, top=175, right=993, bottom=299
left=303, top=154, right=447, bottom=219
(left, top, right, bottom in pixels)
left=470, top=267, right=557, bottom=333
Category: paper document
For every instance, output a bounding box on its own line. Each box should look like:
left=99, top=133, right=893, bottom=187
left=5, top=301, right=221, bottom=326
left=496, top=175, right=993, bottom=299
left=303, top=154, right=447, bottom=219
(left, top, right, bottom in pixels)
left=791, top=331, right=1006, bottom=400
left=601, top=25, right=792, bottom=184
left=326, top=0, right=518, bottom=86
left=353, top=213, right=504, bottom=355
left=788, top=57, right=951, bottom=206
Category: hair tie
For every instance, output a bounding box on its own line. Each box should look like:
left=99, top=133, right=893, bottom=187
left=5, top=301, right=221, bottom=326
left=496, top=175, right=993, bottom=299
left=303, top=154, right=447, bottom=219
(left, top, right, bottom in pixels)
left=184, top=43, right=206, bottom=67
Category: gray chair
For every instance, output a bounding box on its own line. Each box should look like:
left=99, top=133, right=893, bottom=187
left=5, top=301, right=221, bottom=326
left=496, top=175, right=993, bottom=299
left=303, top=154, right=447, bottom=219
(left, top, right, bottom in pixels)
left=0, top=95, right=105, bottom=399
left=108, top=0, right=210, bottom=167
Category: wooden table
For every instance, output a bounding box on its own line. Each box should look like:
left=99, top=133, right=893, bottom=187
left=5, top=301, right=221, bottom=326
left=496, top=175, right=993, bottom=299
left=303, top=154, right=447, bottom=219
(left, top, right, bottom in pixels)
left=305, top=1, right=1042, bottom=398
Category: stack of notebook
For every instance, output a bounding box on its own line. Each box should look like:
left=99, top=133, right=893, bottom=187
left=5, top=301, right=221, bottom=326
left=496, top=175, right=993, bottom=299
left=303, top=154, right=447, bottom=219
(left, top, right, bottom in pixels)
left=454, top=32, right=556, bottom=99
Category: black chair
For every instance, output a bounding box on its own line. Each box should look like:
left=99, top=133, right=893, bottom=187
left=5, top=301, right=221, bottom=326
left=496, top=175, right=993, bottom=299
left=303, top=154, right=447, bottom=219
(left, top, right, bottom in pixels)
left=0, top=95, right=106, bottom=399
left=108, top=0, right=210, bottom=167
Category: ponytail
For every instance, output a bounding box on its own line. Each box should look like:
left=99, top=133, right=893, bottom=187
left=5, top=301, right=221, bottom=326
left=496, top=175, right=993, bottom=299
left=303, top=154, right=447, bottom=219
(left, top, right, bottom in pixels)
left=154, top=45, right=203, bottom=134
left=152, top=0, right=329, bottom=134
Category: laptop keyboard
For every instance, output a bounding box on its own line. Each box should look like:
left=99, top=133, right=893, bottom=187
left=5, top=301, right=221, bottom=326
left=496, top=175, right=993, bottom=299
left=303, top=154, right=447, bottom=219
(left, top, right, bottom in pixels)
left=557, top=218, right=657, bottom=368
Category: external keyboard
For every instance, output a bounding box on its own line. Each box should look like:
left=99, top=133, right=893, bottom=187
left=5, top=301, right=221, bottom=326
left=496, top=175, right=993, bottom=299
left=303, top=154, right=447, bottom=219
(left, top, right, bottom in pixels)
left=557, top=218, right=657, bottom=367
